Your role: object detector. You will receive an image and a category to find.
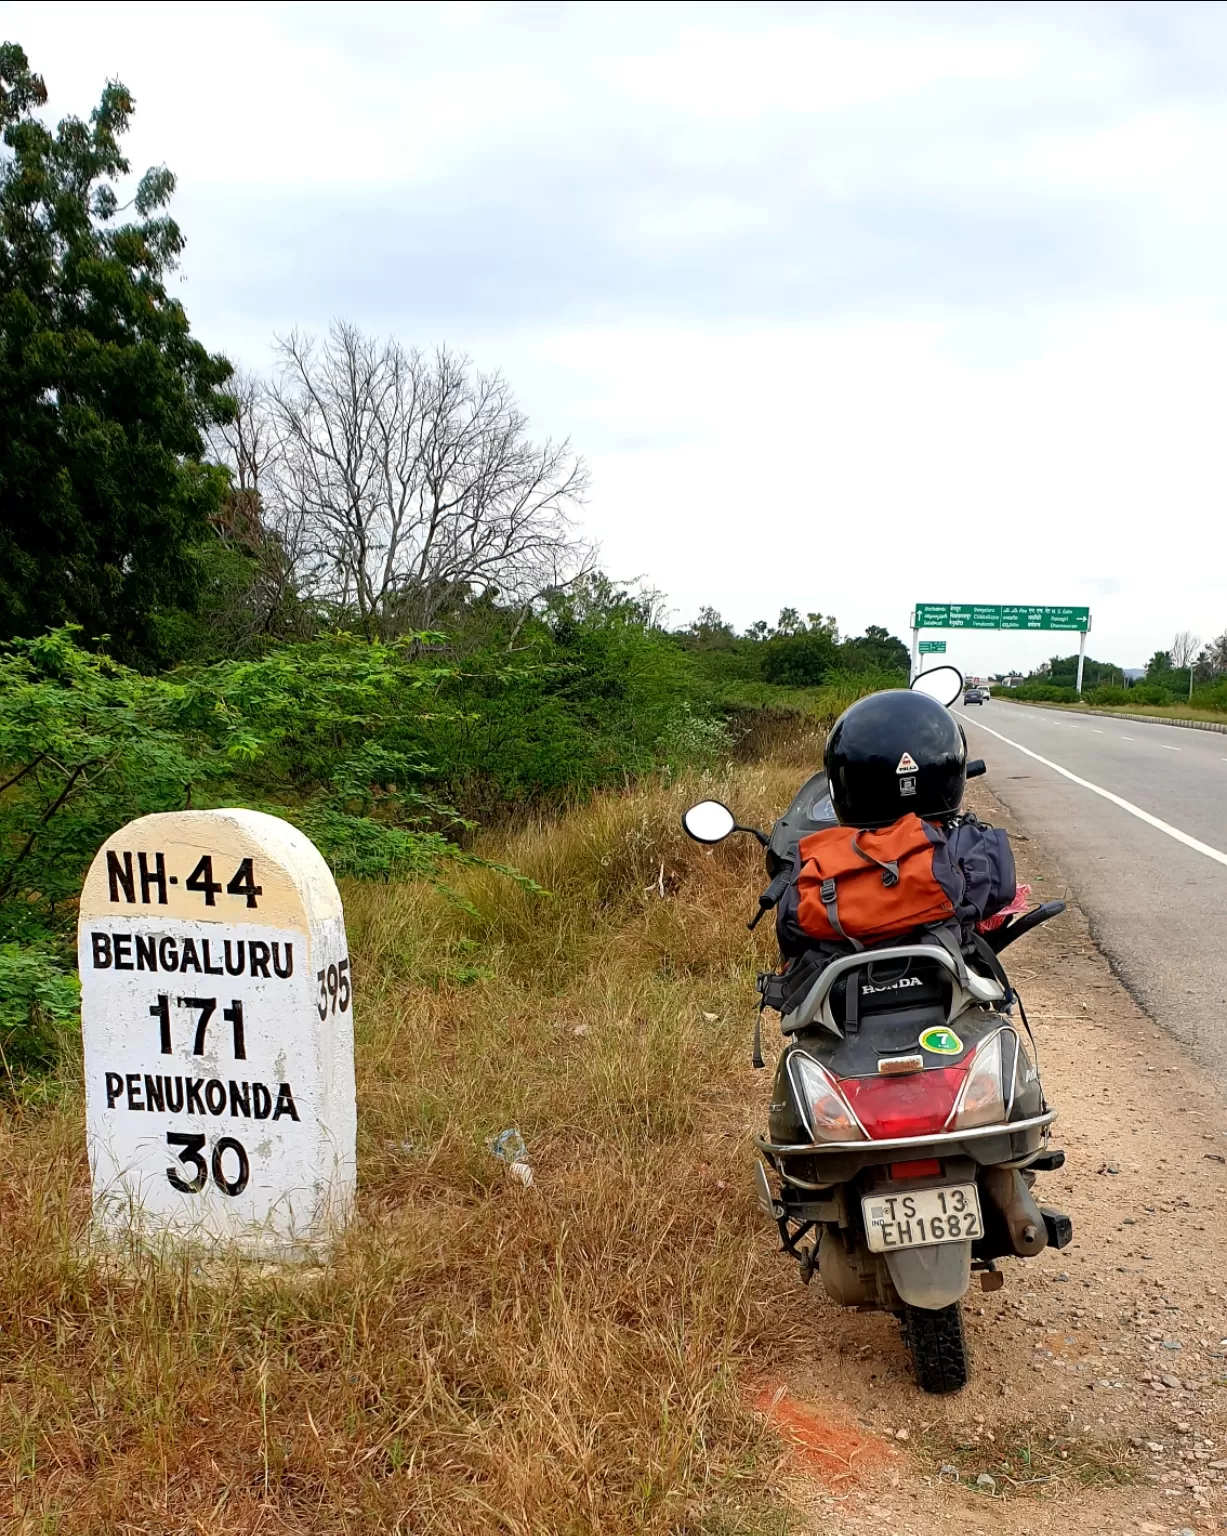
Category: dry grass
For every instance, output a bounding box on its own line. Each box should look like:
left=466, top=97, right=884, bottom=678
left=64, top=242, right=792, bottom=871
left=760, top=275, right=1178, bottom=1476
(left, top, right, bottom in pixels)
left=0, top=762, right=816, bottom=1534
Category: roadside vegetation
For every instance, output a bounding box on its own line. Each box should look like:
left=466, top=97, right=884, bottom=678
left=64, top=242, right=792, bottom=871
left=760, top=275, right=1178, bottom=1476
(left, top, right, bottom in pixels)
left=1002, top=633, right=1227, bottom=715
left=1, top=750, right=838, bottom=1532
left=0, top=44, right=907, bottom=1079
left=0, top=46, right=906, bottom=1529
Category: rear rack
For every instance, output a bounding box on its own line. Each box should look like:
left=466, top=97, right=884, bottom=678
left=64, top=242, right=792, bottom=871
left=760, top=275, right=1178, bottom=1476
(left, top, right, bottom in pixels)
left=755, top=1108, right=1057, bottom=1156
left=784, top=940, right=1006, bottom=1037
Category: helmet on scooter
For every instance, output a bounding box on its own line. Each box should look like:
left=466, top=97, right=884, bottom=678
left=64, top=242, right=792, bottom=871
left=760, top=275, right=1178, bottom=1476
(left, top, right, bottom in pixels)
left=823, top=689, right=966, bottom=828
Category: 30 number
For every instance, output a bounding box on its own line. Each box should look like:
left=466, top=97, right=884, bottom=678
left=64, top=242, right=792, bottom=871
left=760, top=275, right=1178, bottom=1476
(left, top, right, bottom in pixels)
left=316, top=958, right=351, bottom=1019
left=212, top=1137, right=250, bottom=1196
left=165, top=1132, right=250, bottom=1197
left=166, top=1132, right=208, bottom=1193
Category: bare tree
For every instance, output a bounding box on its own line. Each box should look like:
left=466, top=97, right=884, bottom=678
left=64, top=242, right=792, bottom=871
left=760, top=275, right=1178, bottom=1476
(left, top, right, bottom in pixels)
left=1170, top=630, right=1201, bottom=669
left=1205, top=630, right=1227, bottom=678
left=210, top=368, right=276, bottom=495
left=204, top=369, right=313, bottom=644
left=1170, top=630, right=1202, bottom=701
left=264, top=323, right=590, bottom=639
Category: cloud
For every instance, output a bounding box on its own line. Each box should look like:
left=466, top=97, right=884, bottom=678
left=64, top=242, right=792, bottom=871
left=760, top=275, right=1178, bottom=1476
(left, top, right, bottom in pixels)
left=9, top=0, right=1227, bottom=666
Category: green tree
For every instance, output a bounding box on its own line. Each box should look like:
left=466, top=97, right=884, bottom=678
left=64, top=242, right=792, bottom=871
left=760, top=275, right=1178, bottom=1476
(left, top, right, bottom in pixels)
left=679, top=605, right=736, bottom=651
left=1039, top=653, right=1125, bottom=690
left=840, top=624, right=909, bottom=674
left=0, top=44, right=233, bottom=663
left=761, top=613, right=839, bottom=687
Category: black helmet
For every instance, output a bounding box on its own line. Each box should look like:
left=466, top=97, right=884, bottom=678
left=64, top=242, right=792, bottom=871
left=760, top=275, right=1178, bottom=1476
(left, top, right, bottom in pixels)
left=823, top=689, right=966, bottom=828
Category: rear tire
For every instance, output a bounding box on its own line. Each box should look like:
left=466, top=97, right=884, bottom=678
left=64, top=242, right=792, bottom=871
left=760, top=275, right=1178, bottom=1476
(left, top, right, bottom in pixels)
left=903, top=1302, right=969, bottom=1394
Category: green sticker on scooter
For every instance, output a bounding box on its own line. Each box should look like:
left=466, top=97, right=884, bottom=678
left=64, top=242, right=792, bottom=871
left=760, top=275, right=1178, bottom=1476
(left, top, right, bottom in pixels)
left=919, top=1026, right=963, bottom=1056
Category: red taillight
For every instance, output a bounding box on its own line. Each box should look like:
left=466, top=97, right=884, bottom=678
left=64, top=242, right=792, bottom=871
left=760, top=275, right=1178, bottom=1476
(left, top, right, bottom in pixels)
left=890, top=1158, right=942, bottom=1180
left=840, top=1067, right=966, bottom=1139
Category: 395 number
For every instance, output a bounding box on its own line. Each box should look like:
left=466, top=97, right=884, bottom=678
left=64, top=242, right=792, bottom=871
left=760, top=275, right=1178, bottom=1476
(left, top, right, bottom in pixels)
left=166, top=1132, right=250, bottom=1197
left=316, top=959, right=351, bottom=1020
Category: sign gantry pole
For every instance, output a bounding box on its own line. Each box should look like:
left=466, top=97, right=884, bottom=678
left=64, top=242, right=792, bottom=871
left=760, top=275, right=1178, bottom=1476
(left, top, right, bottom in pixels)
left=1075, top=614, right=1091, bottom=697
left=909, top=610, right=920, bottom=683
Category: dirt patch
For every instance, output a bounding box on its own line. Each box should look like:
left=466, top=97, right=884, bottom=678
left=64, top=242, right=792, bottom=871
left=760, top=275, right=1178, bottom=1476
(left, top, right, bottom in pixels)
left=753, top=777, right=1227, bottom=1533
left=752, top=1383, right=895, bottom=1483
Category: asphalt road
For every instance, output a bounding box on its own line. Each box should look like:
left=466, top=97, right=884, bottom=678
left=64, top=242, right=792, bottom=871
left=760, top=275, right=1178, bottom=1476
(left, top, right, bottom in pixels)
left=957, top=698, right=1227, bottom=1078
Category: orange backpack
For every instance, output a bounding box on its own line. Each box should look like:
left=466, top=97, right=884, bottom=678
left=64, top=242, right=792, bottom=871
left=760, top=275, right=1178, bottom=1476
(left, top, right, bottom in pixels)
left=791, top=814, right=959, bottom=948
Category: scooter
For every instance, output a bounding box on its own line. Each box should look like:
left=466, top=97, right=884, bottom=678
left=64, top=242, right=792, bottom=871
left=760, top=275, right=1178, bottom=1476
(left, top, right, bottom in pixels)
left=682, top=666, right=1071, bottom=1393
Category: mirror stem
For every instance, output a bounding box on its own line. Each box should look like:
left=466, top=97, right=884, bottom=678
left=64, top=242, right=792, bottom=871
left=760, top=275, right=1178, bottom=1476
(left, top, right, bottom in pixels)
left=734, top=823, right=770, bottom=847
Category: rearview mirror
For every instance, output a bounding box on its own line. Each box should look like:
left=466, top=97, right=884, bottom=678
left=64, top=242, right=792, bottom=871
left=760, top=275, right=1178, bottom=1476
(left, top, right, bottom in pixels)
left=910, top=664, right=964, bottom=708
left=682, top=800, right=736, bottom=844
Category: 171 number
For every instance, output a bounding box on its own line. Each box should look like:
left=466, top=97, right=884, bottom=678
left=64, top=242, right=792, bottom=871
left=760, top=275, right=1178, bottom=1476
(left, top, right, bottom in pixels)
left=150, top=994, right=245, bottom=1058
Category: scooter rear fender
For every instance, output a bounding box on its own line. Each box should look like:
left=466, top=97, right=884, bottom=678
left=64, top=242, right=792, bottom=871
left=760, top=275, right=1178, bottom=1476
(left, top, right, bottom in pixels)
left=884, top=1241, right=971, bottom=1309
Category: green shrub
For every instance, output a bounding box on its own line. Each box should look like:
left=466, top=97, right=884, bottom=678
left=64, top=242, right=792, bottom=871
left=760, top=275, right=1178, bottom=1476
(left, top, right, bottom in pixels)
left=760, top=629, right=839, bottom=688
left=0, top=619, right=730, bottom=950
left=1008, top=683, right=1078, bottom=703
left=0, top=943, right=79, bottom=1077
left=428, top=589, right=708, bottom=813
left=0, top=629, right=514, bottom=945
left=1192, top=680, right=1227, bottom=713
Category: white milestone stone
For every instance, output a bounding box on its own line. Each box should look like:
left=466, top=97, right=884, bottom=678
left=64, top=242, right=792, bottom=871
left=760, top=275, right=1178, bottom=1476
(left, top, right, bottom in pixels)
left=77, top=809, right=357, bottom=1259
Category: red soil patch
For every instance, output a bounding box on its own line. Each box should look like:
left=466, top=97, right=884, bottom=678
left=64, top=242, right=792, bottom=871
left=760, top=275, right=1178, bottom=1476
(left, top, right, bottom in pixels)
left=752, top=1383, right=894, bottom=1483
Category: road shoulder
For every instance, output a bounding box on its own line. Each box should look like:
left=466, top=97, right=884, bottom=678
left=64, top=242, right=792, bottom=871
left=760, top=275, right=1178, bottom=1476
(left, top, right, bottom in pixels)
left=760, top=777, right=1227, bottom=1534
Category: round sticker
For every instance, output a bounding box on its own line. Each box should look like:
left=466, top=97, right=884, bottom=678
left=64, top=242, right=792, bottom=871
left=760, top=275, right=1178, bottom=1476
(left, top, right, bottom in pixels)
left=919, top=1026, right=963, bottom=1056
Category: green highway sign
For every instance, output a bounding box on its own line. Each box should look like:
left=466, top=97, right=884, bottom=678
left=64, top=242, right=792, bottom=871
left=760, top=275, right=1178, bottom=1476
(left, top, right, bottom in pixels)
left=919, top=640, right=946, bottom=653
left=914, top=604, right=1089, bottom=633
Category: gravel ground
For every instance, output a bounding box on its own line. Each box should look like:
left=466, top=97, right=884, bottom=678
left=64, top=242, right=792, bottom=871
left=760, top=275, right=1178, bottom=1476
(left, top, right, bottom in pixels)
left=757, top=779, right=1227, bottom=1536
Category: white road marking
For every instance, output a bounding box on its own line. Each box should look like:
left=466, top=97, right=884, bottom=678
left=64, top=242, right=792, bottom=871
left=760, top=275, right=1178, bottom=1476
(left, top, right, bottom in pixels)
left=1160, top=744, right=1181, bottom=752
left=1092, top=729, right=1103, bottom=734
left=1121, top=736, right=1134, bottom=741
left=955, top=712, right=1227, bottom=870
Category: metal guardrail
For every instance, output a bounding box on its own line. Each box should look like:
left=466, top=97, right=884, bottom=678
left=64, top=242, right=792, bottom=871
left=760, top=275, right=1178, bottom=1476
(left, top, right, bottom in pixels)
left=997, top=698, right=1227, bottom=735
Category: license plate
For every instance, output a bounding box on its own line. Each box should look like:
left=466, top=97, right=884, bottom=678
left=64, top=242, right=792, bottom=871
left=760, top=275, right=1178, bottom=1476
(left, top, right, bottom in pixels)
left=862, top=1184, right=982, bottom=1253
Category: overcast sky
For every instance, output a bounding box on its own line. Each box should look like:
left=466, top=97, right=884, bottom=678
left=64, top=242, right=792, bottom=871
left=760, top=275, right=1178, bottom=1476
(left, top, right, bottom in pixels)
left=6, top=0, right=1226, bottom=673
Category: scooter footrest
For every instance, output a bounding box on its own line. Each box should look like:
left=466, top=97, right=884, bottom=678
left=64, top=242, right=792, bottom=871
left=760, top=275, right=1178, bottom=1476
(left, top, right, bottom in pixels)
left=1040, top=1206, right=1073, bottom=1250
left=1029, top=1149, right=1066, bottom=1172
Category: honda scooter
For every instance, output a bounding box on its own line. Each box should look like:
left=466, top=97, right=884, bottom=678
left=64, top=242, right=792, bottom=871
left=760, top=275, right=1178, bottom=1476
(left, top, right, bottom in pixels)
left=682, top=666, right=1071, bottom=1393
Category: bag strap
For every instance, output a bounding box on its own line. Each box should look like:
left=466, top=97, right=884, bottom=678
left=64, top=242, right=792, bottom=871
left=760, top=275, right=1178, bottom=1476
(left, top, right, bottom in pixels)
left=843, top=967, right=861, bottom=1034
left=968, top=930, right=1013, bottom=1003
left=850, top=831, right=900, bottom=888
left=752, top=1003, right=765, bottom=1070
left=818, top=874, right=865, bottom=951
left=1013, top=989, right=1046, bottom=1111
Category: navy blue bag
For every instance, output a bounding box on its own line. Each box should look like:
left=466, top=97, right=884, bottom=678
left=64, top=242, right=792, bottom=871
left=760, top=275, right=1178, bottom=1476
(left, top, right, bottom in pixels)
left=945, top=819, right=1016, bottom=925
